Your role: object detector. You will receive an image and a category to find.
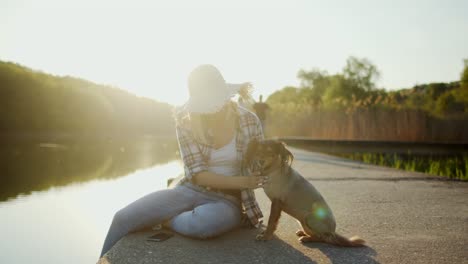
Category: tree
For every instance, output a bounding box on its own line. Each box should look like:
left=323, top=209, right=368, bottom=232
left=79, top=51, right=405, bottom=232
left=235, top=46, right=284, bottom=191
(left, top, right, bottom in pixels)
left=461, top=59, right=468, bottom=90
left=297, top=69, right=330, bottom=107
left=343, top=56, right=380, bottom=92
left=266, top=86, right=302, bottom=105
left=435, top=92, right=465, bottom=116
left=297, top=68, right=329, bottom=89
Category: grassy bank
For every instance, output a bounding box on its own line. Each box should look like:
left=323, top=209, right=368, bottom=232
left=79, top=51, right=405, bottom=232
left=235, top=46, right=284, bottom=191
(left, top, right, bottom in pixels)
left=338, top=153, right=468, bottom=181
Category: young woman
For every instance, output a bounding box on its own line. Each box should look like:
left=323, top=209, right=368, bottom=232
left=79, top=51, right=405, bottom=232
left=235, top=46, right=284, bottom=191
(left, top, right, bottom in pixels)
left=99, top=65, right=268, bottom=258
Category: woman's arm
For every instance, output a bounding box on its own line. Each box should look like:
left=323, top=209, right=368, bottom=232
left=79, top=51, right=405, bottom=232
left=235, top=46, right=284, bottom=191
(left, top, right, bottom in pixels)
left=176, top=125, right=208, bottom=181
left=192, top=170, right=268, bottom=190
left=176, top=125, right=268, bottom=189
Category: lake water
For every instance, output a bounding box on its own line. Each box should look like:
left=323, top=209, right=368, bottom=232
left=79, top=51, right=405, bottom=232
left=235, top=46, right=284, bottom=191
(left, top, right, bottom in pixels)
left=0, top=140, right=183, bottom=264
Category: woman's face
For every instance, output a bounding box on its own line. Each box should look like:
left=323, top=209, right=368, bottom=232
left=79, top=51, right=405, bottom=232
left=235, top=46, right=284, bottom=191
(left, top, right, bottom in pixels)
left=203, top=104, right=232, bottom=126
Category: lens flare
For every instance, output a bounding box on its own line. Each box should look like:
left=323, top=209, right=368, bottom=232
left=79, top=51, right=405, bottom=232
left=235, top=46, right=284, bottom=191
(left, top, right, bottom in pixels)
left=314, top=207, right=327, bottom=219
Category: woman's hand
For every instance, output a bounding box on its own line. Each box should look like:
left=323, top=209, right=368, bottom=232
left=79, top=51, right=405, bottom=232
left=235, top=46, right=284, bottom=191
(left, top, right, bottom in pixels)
left=192, top=171, right=269, bottom=190
left=239, top=82, right=253, bottom=99
left=241, top=171, right=270, bottom=189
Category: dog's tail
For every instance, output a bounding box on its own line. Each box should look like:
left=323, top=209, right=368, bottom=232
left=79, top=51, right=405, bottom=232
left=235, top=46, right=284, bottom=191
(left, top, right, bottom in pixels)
left=318, top=232, right=366, bottom=247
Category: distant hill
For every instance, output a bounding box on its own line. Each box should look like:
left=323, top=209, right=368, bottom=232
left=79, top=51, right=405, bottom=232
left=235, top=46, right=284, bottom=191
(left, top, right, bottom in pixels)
left=0, top=61, right=175, bottom=141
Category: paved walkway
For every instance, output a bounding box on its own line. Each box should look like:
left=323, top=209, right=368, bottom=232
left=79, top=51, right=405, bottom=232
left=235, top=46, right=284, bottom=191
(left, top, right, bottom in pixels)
left=101, top=148, right=468, bottom=264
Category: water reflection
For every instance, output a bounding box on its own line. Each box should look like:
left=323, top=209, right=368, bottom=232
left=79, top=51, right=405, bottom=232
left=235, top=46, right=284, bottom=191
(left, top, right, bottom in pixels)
left=0, top=139, right=184, bottom=264
left=0, top=138, right=179, bottom=201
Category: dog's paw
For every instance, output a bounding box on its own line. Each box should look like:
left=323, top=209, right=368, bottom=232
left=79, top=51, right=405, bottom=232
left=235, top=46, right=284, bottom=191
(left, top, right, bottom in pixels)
left=296, top=230, right=306, bottom=237
left=298, top=235, right=309, bottom=243
left=256, top=232, right=273, bottom=241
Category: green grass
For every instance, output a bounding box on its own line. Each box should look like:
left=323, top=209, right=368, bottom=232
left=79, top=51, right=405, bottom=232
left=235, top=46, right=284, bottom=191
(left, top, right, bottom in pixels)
left=339, top=153, right=468, bottom=181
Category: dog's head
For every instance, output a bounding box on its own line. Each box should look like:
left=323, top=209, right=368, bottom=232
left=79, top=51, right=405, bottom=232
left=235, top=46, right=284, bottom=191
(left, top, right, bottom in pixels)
left=244, top=139, right=294, bottom=175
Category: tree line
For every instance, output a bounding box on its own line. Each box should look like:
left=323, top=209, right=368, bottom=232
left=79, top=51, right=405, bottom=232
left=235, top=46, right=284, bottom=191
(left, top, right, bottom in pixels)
left=268, top=56, right=468, bottom=117
left=0, top=61, right=175, bottom=141
left=1, top=58, right=467, bottom=143
left=265, top=57, right=468, bottom=142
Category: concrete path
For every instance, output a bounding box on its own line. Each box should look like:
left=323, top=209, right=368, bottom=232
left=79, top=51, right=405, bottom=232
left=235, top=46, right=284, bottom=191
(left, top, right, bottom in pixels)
left=101, top=148, right=468, bottom=264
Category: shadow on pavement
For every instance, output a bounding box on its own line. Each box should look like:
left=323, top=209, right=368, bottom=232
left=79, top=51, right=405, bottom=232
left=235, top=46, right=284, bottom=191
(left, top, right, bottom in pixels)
left=105, top=227, right=319, bottom=264
left=302, top=243, right=379, bottom=264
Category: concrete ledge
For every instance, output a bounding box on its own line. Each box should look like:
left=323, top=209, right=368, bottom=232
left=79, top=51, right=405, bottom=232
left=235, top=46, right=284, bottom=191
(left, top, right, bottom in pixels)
left=275, top=137, right=468, bottom=155
left=101, top=148, right=468, bottom=264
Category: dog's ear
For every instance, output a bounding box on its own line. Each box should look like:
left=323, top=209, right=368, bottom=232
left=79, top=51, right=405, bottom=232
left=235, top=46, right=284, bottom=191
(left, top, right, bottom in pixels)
left=279, top=141, right=294, bottom=167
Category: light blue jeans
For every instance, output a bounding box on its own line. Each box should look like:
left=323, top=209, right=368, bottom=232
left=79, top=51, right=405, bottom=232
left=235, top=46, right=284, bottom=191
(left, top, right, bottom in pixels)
left=100, top=185, right=241, bottom=257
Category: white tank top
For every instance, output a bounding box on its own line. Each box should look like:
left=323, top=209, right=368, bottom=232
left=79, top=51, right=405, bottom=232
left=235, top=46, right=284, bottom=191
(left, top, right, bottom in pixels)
left=207, top=134, right=240, bottom=176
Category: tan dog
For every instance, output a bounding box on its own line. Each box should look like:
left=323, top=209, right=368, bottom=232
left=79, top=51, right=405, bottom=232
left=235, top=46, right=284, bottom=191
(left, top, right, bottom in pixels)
left=244, top=139, right=365, bottom=247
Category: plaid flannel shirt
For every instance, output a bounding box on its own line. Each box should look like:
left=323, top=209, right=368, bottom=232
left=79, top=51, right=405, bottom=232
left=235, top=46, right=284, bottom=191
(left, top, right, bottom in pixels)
left=175, top=105, right=264, bottom=227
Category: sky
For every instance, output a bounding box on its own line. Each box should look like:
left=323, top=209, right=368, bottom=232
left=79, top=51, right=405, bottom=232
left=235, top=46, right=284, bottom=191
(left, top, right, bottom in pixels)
left=1, top=0, right=467, bottom=106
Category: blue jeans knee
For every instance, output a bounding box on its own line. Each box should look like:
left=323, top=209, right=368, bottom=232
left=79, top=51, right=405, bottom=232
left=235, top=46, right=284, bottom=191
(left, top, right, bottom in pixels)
left=170, top=200, right=241, bottom=239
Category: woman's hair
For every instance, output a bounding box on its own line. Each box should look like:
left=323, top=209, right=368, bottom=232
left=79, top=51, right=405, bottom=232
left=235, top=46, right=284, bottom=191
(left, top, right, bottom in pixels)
left=189, top=112, right=210, bottom=144
left=187, top=101, right=237, bottom=145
